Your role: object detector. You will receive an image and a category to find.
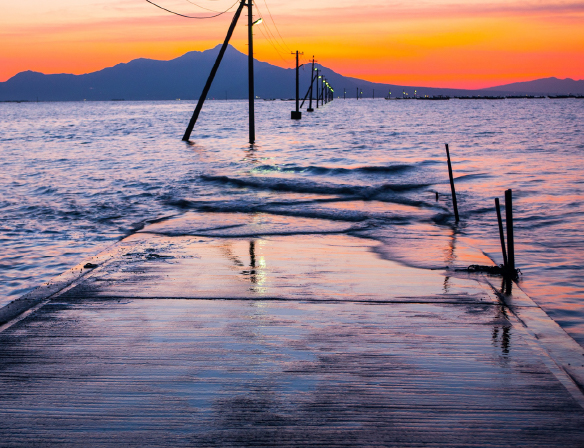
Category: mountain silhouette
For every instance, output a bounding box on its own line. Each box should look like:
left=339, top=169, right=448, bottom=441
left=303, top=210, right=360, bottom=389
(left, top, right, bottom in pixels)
left=1, top=45, right=582, bottom=101
left=485, top=77, right=584, bottom=95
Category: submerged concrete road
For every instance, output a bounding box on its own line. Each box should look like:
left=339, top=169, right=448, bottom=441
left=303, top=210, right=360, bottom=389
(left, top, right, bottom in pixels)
left=1, top=213, right=584, bottom=447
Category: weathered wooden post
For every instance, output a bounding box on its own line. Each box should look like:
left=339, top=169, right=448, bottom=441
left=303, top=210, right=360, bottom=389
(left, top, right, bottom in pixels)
left=495, top=198, right=508, bottom=269
left=445, top=144, right=460, bottom=222
left=505, top=189, right=515, bottom=273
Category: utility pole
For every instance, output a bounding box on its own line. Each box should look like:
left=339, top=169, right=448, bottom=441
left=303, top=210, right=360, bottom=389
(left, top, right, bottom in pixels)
left=343, top=88, right=346, bottom=100
left=247, top=0, right=255, bottom=144
left=316, top=70, right=320, bottom=109
left=356, top=87, right=359, bottom=100
left=182, top=0, right=246, bottom=141
left=321, top=77, right=325, bottom=106
left=307, top=57, right=315, bottom=112
left=291, top=51, right=303, bottom=119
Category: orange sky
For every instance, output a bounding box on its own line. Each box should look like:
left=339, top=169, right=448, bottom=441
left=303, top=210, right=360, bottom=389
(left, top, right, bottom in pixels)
left=1, top=0, right=583, bottom=88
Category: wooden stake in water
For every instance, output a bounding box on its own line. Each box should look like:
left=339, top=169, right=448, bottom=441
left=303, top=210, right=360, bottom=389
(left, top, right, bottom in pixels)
left=505, top=189, right=515, bottom=272
left=445, top=144, right=460, bottom=222
left=495, top=198, right=508, bottom=268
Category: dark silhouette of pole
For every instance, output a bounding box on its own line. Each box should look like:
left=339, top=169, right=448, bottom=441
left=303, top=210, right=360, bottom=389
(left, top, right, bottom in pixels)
left=357, top=87, right=359, bottom=100
left=182, top=0, right=246, bottom=141
left=495, top=198, right=508, bottom=269
left=291, top=50, right=303, bottom=119
left=315, top=70, right=320, bottom=109
left=307, top=57, right=315, bottom=112
left=505, top=189, right=515, bottom=273
left=445, top=143, right=459, bottom=222
left=248, top=0, right=255, bottom=144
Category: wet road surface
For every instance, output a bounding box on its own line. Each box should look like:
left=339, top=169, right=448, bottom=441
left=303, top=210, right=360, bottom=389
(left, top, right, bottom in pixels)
left=1, top=215, right=583, bottom=447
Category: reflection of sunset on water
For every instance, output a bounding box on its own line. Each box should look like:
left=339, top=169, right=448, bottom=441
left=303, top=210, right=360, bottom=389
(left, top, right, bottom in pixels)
left=0, top=98, right=583, bottom=347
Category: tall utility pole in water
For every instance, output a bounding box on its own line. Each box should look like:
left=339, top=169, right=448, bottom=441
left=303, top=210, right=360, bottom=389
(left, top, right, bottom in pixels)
left=315, top=70, right=320, bottom=109
left=291, top=50, right=303, bottom=119
left=247, top=1, right=256, bottom=144
left=307, top=57, right=315, bottom=112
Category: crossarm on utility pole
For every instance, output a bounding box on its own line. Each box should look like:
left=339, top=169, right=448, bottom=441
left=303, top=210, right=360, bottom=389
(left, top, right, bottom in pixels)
left=182, top=0, right=245, bottom=141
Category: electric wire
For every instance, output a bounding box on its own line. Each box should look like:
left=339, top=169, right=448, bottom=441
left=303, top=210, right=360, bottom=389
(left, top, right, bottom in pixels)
left=183, top=0, right=224, bottom=13
left=145, top=0, right=240, bottom=19
left=251, top=3, right=292, bottom=66
left=146, top=0, right=293, bottom=67
left=260, top=22, right=288, bottom=59
left=253, top=2, right=288, bottom=55
left=261, top=0, right=292, bottom=52
left=255, top=24, right=290, bottom=65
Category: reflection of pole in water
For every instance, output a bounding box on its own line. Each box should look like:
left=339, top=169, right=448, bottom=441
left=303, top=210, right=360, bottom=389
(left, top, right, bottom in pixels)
left=443, top=276, right=450, bottom=294
left=444, top=228, right=457, bottom=267
left=492, top=296, right=511, bottom=356
left=244, top=145, right=259, bottom=164
left=249, top=240, right=257, bottom=284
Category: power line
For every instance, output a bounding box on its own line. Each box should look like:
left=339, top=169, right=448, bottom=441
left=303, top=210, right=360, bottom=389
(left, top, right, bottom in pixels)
left=251, top=3, right=292, bottom=66
left=183, top=0, right=224, bottom=13
left=253, top=2, right=288, bottom=55
left=255, top=24, right=290, bottom=65
left=145, top=0, right=240, bottom=19
left=261, top=0, right=291, bottom=52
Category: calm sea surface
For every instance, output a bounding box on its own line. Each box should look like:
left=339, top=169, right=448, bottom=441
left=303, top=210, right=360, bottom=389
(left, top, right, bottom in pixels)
left=1, top=99, right=583, bottom=345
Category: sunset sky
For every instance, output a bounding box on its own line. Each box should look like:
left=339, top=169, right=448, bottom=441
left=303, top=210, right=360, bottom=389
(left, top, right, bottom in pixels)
left=1, top=0, right=583, bottom=88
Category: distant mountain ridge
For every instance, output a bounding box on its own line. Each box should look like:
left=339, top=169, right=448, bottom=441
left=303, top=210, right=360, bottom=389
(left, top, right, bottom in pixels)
left=1, top=45, right=582, bottom=101
left=485, top=77, right=584, bottom=95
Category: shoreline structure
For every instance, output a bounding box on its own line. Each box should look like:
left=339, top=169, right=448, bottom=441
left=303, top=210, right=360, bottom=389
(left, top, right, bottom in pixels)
left=1, top=212, right=583, bottom=444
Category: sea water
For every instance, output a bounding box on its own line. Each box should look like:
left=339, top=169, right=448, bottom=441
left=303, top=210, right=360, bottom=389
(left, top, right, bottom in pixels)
left=1, top=99, right=583, bottom=346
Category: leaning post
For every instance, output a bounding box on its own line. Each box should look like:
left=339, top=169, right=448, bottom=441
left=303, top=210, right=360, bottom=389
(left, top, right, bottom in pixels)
left=495, top=198, right=508, bottom=269
left=182, top=0, right=246, bottom=141
left=445, top=143, right=460, bottom=222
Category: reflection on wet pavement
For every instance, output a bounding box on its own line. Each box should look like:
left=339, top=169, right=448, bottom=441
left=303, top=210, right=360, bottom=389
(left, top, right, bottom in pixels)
left=1, top=214, right=583, bottom=446
left=1, top=298, right=583, bottom=447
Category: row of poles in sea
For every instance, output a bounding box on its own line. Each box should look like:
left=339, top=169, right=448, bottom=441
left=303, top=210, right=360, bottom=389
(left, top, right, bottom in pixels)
left=174, top=0, right=520, bottom=283
left=181, top=0, right=334, bottom=144
left=444, top=143, right=519, bottom=281
left=290, top=52, right=334, bottom=120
